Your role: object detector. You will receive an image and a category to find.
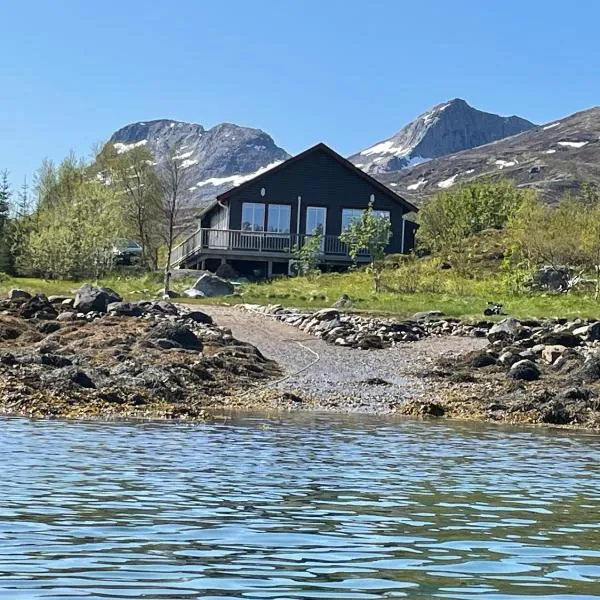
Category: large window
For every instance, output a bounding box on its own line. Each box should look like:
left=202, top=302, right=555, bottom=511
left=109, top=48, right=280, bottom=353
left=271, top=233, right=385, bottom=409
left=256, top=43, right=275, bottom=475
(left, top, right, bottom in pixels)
left=267, top=204, right=291, bottom=233
left=242, top=202, right=265, bottom=232
left=341, top=208, right=390, bottom=231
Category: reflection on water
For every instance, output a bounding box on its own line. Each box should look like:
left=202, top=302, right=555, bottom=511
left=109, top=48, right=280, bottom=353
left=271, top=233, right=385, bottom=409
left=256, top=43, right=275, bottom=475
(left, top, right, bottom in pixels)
left=0, top=413, right=599, bottom=599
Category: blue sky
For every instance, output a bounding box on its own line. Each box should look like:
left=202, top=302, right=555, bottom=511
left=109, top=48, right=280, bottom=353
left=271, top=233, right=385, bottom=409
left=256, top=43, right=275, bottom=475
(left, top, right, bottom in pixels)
left=1, top=0, right=598, bottom=188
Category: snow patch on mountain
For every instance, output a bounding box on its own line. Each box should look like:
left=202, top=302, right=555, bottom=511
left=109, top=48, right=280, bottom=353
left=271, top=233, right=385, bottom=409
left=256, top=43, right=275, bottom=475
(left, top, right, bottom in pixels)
left=193, top=160, right=284, bottom=189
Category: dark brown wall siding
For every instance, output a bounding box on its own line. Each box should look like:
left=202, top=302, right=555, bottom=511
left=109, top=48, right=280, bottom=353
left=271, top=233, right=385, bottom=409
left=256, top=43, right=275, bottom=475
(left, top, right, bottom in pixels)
left=224, top=148, right=414, bottom=253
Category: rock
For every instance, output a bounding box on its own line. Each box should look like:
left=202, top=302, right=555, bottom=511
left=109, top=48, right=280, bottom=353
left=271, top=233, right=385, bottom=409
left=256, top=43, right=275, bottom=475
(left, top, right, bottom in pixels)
left=572, top=325, right=590, bottom=337
left=66, top=368, right=95, bottom=388
left=529, top=266, right=572, bottom=292
left=48, top=295, right=70, bottom=304
left=313, top=308, right=339, bottom=321
left=357, top=335, right=384, bottom=350
left=0, top=352, right=16, bottom=365
left=19, top=295, right=58, bottom=320
left=332, top=294, right=351, bottom=308
left=189, top=273, right=234, bottom=297
left=470, top=353, right=497, bottom=368
left=153, top=301, right=179, bottom=315
left=61, top=298, right=74, bottom=307
left=7, top=289, right=31, bottom=301
left=214, top=263, right=239, bottom=280
left=37, top=322, right=61, bottom=335
left=107, top=301, right=144, bottom=317
left=184, top=310, right=213, bottom=325
left=57, top=311, right=77, bottom=322
left=156, top=288, right=180, bottom=298
left=146, top=323, right=203, bottom=350
left=508, top=359, right=541, bottom=381
left=541, top=402, right=572, bottom=425
left=576, top=356, right=600, bottom=382
left=540, top=331, right=581, bottom=348
left=498, top=351, right=522, bottom=367
left=413, top=310, right=445, bottom=320
left=73, top=284, right=122, bottom=313
left=184, top=288, right=205, bottom=298
left=588, top=322, right=600, bottom=341
left=488, top=318, right=521, bottom=343
left=40, top=354, right=72, bottom=368
left=541, top=345, right=566, bottom=364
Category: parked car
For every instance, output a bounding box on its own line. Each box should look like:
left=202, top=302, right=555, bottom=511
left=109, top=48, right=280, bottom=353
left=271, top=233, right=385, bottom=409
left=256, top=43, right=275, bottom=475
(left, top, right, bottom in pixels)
left=112, top=239, right=143, bottom=265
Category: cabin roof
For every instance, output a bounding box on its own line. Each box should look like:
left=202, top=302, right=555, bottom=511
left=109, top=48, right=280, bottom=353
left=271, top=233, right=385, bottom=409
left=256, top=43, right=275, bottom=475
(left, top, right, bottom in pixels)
left=214, top=142, right=418, bottom=213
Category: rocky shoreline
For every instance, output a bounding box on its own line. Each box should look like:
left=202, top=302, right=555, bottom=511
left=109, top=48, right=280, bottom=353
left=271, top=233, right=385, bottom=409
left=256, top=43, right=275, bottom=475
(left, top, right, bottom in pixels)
left=236, top=304, right=600, bottom=431
left=0, top=287, right=285, bottom=420
left=2, top=289, right=600, bottom=431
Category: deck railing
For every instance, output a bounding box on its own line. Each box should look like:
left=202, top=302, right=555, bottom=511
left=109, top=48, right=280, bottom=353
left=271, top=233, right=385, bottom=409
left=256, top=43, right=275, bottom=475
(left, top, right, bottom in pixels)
left=171, top=228, right=365, bottom=267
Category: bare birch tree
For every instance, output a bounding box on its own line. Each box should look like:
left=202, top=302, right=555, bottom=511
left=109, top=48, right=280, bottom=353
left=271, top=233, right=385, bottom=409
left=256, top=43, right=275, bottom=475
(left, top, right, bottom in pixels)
left=158, top=150, right=188, bottom=295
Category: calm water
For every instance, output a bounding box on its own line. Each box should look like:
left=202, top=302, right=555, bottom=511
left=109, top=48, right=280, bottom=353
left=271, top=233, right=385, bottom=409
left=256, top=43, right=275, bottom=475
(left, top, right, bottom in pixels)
left=0, top=414, right=599, bottom=600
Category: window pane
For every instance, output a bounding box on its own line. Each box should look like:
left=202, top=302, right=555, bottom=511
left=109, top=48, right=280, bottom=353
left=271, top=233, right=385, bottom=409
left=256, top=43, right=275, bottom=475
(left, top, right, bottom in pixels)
left=306, top=207, right=326, bottom=235
left=342, top=208, right=363, bottom=231
left=242, top=203, right=265, bottom=231
left=268, top=204, right=291, bottom=233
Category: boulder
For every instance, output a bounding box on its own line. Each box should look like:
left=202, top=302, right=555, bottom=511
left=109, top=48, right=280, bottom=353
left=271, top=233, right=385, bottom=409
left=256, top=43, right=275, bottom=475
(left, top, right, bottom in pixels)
left=529, top=266, right=572, bottom=292
left=508, top=359, right=541, bottom=381
left=540, top=330, right=581, bottom=348
left=19, top=295, right=58, bottom=320
left=146, top=323, right=202, bottom=350
left=313, top=308, right=340, bottom=321
left=188, top=273, right=234, bottom=297
left=357, top=335, right=384, bottom=350
left=156, top=289, right=180, bottom=298
left=588, top=322, right=600, bottom=341
left=498, top=351, right=522, bottom=368
left=576, top=356, right=600, bottom=382
left=7, top=289, right=31, bottom=301
left=73, top=284, right=122, bottom=313
left=107, top=301, right=144, bottom=317
left=541, top=345, right=566, bottom=365
left=488, top=317, right=521, bottom=343
left=184, top=310, right=213, bottom=325
left=57, top=311, right=77, bottom=322
left=470, top=353, right=497, bottom=368
left=154, top=301, right=179, bottom=315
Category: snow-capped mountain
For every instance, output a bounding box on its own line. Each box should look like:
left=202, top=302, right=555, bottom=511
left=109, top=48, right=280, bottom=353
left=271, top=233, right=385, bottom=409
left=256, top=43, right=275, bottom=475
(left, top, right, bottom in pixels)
left=107, top=119, right=290, bottom=208
left=378, top=105, right=600, bottom=205
left=349, top=99, right=535, bottom=174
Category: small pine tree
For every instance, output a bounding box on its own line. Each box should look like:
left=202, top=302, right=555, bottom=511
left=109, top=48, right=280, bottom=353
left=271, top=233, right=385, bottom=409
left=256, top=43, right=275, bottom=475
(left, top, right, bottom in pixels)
left=0, top=171, right=15, bottom=274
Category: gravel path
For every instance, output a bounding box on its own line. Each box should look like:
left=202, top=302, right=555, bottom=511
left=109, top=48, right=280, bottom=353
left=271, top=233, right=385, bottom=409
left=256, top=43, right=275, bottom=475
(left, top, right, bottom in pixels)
left=198, top=305, right=486, bottom=414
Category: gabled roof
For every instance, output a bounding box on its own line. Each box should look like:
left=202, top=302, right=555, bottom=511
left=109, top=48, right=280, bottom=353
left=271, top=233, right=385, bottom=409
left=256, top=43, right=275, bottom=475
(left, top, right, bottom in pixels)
left=216, top=142, right=419, bottom=213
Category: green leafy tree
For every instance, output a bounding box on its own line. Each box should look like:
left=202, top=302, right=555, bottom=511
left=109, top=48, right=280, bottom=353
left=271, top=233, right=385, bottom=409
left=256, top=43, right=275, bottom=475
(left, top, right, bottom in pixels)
left=96, top=145, right=162, bottom=269
left=418, top=179, right=532, bottom=273
left=292, top=225, right=323, bottom=277
left=339, top=201, right=392, bottom=292
left=21, top=156, right=122, bottom=279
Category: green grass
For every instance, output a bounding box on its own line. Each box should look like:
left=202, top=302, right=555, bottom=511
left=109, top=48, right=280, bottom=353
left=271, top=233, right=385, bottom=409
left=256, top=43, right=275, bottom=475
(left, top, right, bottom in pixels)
left=2, top=267, right=600, bottom=320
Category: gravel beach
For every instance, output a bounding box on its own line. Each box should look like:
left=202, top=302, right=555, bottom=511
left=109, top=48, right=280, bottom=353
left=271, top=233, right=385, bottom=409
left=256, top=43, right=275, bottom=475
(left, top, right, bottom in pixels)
left=198, top=305, right=486, bottom=414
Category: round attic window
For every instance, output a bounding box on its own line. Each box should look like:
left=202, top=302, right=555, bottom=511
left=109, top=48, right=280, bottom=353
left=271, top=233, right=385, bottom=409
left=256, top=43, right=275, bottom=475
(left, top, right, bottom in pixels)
left=260, top=188, right=266, bottom=197
left=370, top=194, right=375, bottom=202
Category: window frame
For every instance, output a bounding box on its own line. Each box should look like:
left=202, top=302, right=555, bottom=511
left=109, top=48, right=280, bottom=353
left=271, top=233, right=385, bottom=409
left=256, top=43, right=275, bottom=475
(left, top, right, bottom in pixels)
left=341, top=207, right=391, bottom=232
left=241, top=202, right=266, bottom=232
left=267, top=203, right=292, bottom=234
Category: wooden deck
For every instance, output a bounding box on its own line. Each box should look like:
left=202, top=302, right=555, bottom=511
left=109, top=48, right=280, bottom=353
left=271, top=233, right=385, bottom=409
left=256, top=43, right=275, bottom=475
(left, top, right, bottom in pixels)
left=170, top=228, right=365, bottom=268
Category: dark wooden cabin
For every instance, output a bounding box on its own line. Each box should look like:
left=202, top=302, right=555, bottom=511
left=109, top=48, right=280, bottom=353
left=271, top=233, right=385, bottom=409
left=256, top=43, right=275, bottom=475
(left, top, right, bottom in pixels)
left=171, top=143, right=418, bottom=276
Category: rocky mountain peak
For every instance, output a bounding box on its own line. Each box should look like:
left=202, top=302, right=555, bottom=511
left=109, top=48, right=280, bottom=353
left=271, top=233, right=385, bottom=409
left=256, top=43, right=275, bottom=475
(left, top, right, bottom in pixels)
left=107, top=119, right=290, bottom=208
left=349, top=99, right=535, bottom=174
